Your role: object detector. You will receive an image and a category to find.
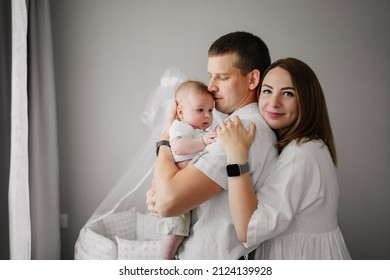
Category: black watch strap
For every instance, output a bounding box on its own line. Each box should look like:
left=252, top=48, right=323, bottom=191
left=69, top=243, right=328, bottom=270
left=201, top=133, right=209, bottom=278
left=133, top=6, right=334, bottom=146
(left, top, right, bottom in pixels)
left=226, top=162, right=250, bottom=177
left=156, top=140, right=170, bottom=156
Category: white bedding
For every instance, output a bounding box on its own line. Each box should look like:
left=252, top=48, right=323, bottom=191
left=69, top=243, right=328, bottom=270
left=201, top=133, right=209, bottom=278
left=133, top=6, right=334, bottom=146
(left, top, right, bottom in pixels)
left=116, top=237, right=161, bottom=260
left=75, top=208, right=161, bottom=260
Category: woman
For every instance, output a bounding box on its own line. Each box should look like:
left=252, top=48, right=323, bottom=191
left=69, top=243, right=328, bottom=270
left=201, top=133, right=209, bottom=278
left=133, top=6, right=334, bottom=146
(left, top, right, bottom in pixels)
left=217, top=57, right=351, bottom=259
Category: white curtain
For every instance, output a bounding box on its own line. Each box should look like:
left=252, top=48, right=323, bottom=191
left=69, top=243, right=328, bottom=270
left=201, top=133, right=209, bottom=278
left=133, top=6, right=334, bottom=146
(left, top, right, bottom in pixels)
left=7, top=0, right=60, bottom=260
left=9, top=0, right=30, bottom=260
left=28, top=0, right=61, bottom=259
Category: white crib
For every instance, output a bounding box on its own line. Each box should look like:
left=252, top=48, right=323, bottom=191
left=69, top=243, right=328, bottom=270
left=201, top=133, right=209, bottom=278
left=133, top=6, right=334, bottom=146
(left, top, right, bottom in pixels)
left=74, top=68, right=184, bottom=260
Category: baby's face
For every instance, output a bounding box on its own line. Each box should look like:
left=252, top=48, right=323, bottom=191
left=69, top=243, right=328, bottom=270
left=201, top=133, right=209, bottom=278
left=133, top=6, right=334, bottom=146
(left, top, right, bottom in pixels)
left=178, top=91, right=214, bottom=130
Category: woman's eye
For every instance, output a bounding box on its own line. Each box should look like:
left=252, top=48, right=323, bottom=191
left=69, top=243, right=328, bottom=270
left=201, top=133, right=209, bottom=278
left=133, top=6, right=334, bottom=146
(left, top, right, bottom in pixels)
left=283, top=91, right=294, bottom=97
left=262, top=89, right=272, bottom=94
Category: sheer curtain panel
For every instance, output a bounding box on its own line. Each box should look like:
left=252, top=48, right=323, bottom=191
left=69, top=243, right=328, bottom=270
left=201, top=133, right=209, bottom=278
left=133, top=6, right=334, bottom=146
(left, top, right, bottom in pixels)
left=9, top=0, right=31, bottom=260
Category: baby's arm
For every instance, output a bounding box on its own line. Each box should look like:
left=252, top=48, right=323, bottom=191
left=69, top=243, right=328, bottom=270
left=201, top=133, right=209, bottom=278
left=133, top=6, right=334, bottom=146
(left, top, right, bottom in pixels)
left=171, top=130, right=217, bottom=156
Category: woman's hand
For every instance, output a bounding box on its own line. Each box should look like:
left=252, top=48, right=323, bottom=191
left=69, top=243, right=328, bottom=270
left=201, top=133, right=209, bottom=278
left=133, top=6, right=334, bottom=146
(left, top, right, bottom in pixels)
left=161, top=101, right=178, bottom=140
left=217, top=116, right=258, bottom=241
left=217, top=115, right=256, bottom=163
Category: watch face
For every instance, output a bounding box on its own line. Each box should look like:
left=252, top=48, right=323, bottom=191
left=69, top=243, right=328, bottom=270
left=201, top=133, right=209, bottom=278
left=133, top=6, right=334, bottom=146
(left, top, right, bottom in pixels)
left=226, top=164, right=241, bottom=177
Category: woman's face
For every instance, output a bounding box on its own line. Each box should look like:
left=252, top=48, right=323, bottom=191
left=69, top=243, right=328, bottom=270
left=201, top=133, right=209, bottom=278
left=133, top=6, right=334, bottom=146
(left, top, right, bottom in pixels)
left=258, top=67, right=298, bottom=137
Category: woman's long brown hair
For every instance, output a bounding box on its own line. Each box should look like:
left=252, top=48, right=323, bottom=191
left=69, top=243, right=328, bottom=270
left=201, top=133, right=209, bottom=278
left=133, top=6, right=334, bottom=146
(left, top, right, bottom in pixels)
left=259, top=58, right=337, bottom=165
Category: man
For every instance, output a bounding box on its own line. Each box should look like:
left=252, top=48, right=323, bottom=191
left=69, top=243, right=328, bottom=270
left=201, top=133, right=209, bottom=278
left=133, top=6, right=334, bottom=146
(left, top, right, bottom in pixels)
left=148, top=31, right=278, bottom=259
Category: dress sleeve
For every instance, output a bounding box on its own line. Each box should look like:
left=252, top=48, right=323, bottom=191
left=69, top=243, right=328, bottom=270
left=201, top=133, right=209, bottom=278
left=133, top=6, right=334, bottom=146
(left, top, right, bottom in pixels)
left=245, top=143, right=323, bottom=248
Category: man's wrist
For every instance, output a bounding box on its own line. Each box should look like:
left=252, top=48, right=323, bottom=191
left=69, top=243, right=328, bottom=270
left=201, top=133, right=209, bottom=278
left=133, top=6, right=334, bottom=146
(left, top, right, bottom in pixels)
left=160, top=131, right=169, bottom=141
left=156, top=140, right=170, bottom=156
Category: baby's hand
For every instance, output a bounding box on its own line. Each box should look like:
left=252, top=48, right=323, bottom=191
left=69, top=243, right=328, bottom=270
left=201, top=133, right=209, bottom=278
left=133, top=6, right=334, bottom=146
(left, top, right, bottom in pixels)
left=202, top=130, right=217, bottom=145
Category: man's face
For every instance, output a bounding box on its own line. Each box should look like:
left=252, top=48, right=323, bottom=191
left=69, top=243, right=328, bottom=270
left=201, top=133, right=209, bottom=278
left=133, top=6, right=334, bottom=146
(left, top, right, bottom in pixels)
left=207, top=53, right=251, bottom=115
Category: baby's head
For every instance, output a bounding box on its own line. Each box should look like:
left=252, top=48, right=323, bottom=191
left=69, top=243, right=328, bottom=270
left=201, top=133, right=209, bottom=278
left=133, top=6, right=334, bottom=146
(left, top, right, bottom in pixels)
left=175, top=80, right=214, bottom=130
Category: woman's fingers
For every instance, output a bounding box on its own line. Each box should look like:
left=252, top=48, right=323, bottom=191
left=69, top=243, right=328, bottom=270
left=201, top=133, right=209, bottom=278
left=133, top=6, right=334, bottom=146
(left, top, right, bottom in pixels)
left=217, top=116, right=257, bottom=146
left=231, top=115, right=241, bottom=124
left=248, top=121, right=256, bottom=142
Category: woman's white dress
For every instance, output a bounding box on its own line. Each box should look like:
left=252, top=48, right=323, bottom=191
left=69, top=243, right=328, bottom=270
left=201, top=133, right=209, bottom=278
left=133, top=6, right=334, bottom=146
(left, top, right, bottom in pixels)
left=245, top=140, right=351, bottom=259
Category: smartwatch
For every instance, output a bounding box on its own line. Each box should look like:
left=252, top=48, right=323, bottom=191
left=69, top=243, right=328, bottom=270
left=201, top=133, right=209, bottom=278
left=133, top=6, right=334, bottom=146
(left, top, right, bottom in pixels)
left=156, top=140, right=170, bottom=156
left=226, top=162, right=250, bottom=177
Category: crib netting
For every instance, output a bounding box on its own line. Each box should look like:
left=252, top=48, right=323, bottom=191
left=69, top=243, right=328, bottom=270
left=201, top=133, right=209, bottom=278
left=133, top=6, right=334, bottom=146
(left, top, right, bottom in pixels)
left=74, top=68, right=225, bottom=260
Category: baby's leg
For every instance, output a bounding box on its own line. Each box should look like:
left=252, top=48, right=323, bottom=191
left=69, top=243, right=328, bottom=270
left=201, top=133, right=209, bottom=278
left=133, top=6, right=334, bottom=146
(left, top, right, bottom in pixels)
left=176, top=159, right=190, bottom=169
left=161, top=234, right=185, bottom=260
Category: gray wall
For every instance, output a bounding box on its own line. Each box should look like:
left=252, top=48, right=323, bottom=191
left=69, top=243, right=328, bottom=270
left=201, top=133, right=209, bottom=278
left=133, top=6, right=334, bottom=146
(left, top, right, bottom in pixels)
left=50, top=0, right=390, bottom=259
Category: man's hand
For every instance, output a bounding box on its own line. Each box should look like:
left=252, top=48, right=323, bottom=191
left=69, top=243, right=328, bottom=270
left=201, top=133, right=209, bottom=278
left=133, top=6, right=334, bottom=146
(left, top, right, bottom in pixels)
left=146, top=182, right=161, bottom=217
left=161, top=101, right=178, bottom=140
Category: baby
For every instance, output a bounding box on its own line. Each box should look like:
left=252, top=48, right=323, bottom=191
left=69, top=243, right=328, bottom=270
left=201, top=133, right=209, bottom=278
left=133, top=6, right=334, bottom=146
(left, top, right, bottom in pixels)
left=157, top=80, right=216, bottom=259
